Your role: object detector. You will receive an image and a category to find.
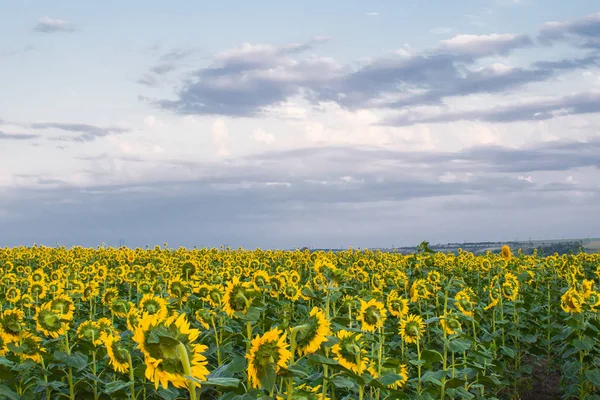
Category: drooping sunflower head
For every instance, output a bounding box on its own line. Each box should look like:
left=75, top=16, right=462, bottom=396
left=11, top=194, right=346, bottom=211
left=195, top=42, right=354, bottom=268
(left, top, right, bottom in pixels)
left=501, top=245, right=512, bottom=260
left=103, top=334, right=130, bottom=374
left=82, top=282, right=99, bottom=301
left=439, top=311, right=462, bottom=336
left=168, top=277, right=192, bottom=302
left=102, top=288, right=119, bottom=306
left=454, top=289, right=475, bottom=317
left=222, top=277, right=251, bottom=317
left=6, top=286, right=21, bottom=304
left=28, top=281, right=47, bottom=300
left=97, top=317, right=117, bottom=338
left=283, top=283, right=301, bottom=302
left=0, top=327, right=13, bottom=356
left=195, top=308, right=215, bottom=330
left=50, top=294, right=75, bottom=320
left=246, top=327, right=292, bottom=389
left=252, top=270, right=270, bottom=290
left=133, top=313, right=210, bottom=390
left=126, top=306, right=141, bottom=332
left=0, top=309, right=25, bottom=340
left=410, top=279, right=430, bottom=303
left=357, top=299, right=387, bottom=333
left=138, top=294, right=169, bottom=320
left=19, top=294, right=34, bottom=309
left=398, top=314, right=425, bottom=344
left=294, top=307, right=331, bottom=356
left=561, top=288, right=584, bottom=314
left=17, top=332, right=45, bottom=364
left=386, top=291, right=409, bottom=318
left=331, top=330, right=366, bottom=375
left=76, top=320, right=103, bottom=346
left=110, top=299, right=133, bottom=319
left=35, top=301, right=68, bottom=338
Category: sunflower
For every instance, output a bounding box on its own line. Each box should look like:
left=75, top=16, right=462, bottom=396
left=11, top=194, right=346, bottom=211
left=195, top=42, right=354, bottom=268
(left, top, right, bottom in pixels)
left=102, top=288, right=119, bottom=306
left=168, top=276, right=192, bottom=303
left=454, top=289, right=475, bottom=317
left=561, top=288, right=584, bottom=313
left=77, top=320, right=103, bottom=346
left=502, top=273, right=519, bottom=302
left=35, top=301, right=68, bottom=338
left=398, top=314, right=425, bottom=344
left=133, top=313, right=210, bottom=390
left=387, top=290, right=409, bottom=318
left=19, top=294, right=34, bottom=309
left=28, top=281, right=47, bottom=300
left=501, top=245, right=512, bottom=260
left=81, top=281, right=99, bottom=301
left=331, top=330, right=366, bottom=375
left=110, top=299, right=133, bottom=319
left=206, top=285, right=223, bottom=308
left=387, top=364, right=409, bottom=390
left=293, top=307, right=331, bottom=356
left=222, top=277, right=252, bottom=317
left=97, top=317, right=118, bottom=338
left=126, top=306, right=141, bottom=332
left=246, top=327, right=292, bottom=389
left=283, top=283, right=301, bottom=302
left=195, top=308, right=215, bottom=330
left=6, top=286, right=21, bottom=304
left=357, top=299, right=387, bottom=333
left=17, top=332, right=45, bottom=363
left=138, top=294, right=169, bottom=320
left=0, top=309, right=25, bottom=340
left=410, top=279, right=430, bottom=302
left=252, top=270, right=270, bottom=291
left=0, top=327, right=13, bottom=356
left=50, top=293, right=75, bottom=320
left=103, top=334, right=130, bottom=373
left=439, top=311, right=462, bottom=336
left=287, top=271, right=301, bottom=286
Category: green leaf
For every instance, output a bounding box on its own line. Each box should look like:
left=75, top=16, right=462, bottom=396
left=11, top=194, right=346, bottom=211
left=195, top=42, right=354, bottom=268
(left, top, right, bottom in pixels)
left=421, top=371, right=444, bottom=387
left=0, top=384, right=19, bottom=400
left=208, top=356, right=247, bottom=378
left=420, top=349, right=443, bottom=364
left=259, top=366, right=277, bottom=393
left=573, top=338, right=594, bottom=352
left=448, top=337, right=471, bottom=353
left=200, top=377, right=241, bottom=388
left=585, top=369, right=600, bottom=387
left=331, top=375, right=355, bottom=390
left=378, top=373, right=404, bottom=387
left=104, top=380, right=133, bottom=394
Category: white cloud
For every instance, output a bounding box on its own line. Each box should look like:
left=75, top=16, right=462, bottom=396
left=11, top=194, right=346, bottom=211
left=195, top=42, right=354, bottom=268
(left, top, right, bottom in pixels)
left=366, top=12, right=379, bottom=17
left=212, top=118, right=230, bottom=157
left=252, top=128, right=275, bottom=144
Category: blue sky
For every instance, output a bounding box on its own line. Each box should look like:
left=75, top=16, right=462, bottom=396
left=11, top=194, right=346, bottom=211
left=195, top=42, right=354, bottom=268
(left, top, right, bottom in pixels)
left=1, top=0, right=600, bottom=248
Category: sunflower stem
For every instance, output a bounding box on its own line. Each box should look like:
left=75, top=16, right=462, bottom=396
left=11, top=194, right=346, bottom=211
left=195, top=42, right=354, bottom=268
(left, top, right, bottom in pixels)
left=127, top=352, right=135, bottom=400
left=63, top=323, right=75, bottom=400
left=176, top=342, right=197, bottom=400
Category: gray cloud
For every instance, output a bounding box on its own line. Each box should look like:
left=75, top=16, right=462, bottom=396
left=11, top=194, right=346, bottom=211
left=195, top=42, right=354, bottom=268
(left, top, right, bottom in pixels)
left=0, top=130, right=40, bottom=140
left=30, top=122, right=130, bottom=142
left=539, top=12, right=600, bottom=47
left=2, top=136, right=598, bottom=248
left=384, top=91, right=600, bottom=126
left=34, top=16, right=76, bottom=33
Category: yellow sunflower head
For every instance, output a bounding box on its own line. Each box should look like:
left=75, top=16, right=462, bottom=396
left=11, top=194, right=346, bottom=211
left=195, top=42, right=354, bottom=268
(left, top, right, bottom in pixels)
left=331, top=330, right=366, bottom=375
left=35, top=301, right=68, bottom=338
left=293, top=307, right=331, bottom=356
left=398, top=314, right=425, bottom=344
left=133, top=313, right=210, bottom=390
left=246, top=327, right=291, bottom=389
left=357, top=299, right=387, bottom=333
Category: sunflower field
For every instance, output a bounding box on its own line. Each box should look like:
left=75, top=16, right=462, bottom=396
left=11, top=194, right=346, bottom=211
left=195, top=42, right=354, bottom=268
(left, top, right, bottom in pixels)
left=0, top=244, right=600, bottom=400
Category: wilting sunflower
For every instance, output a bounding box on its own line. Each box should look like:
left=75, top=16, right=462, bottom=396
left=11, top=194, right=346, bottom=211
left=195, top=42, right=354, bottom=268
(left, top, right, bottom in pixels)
left=357, top=299, right=387, bottom=333
left=0, top=309, right=25, bottom=340
left=222, top=276, right=252, bottom=317
left=439, top=311, right=462, bottom=336
left=398, top=314, right=425, bottom=344
left=138, top=294, right=169, bottom=320
left=293, top=307, right=331, bottom=356
left=247, top=327, right=292, bottom=389
left=77, top=320, right=103, bottom=346
left=331, top=330, right=366, bottom=375
left=133, top=313, right=210, bottom=390
left=103, top=334, right=130, bottom=374
left=168, top=276, right=192, bottom=303
left=561, top=288, right=584, bottom=313
left=35, top=301, right=68, bottom=338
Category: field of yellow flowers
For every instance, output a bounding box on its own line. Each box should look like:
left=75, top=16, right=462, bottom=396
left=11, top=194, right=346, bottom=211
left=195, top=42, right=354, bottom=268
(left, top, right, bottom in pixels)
left=0, top=243, right=599, bottom=399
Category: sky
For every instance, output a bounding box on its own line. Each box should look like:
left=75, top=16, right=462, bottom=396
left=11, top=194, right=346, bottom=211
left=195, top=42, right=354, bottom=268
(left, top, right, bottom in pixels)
left=1, top=0, right=600, bottom=249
